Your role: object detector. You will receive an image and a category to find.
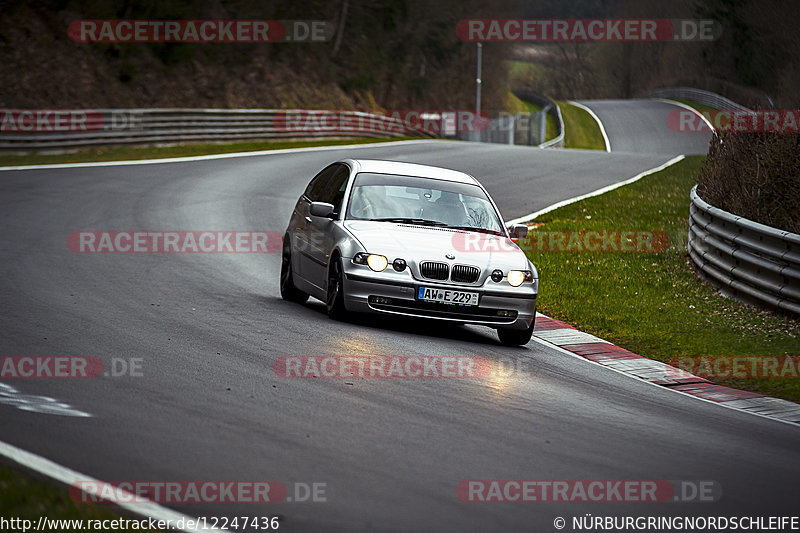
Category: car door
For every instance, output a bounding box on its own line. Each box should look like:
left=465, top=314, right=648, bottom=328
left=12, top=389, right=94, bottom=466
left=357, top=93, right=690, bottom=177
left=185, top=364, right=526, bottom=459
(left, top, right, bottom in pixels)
left=306, top=164, right=351, bottom=289
left=295, top=164, right=337, bottom=281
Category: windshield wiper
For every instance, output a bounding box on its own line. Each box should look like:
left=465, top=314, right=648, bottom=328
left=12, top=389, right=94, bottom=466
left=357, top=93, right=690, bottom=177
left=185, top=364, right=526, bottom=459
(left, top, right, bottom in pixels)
left=447, top=225, right=504, bottom=236
left=369, top=217, right=448, bottom=227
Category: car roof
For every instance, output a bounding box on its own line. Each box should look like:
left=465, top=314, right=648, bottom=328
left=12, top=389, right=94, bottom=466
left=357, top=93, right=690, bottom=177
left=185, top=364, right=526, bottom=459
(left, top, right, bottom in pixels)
left=344, top=159, right=480, bottom=185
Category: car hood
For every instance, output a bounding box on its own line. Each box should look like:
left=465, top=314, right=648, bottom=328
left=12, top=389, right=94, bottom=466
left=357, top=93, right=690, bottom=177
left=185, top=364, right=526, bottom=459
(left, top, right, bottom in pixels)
left=343, top=220, right=531, bottom=271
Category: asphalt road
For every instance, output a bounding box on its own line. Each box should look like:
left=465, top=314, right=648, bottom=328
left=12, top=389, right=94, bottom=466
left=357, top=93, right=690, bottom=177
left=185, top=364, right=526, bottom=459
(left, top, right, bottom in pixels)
left=2, top=102, right=797, bottom=532
left=575, top=99, right=712, bottom=155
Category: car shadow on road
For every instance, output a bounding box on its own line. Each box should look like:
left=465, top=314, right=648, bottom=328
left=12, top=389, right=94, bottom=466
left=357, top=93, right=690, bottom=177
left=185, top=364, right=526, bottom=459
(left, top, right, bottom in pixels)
left=269, top=295, right=510, bottom=347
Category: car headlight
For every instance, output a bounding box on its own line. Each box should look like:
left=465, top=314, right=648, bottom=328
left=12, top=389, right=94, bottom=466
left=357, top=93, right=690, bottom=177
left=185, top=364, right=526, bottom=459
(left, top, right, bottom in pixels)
left=366, top=254, right=389, bottom=272
left=353, top=253, right=390, bottom=272
left=507, top=270, right=532, bottom=287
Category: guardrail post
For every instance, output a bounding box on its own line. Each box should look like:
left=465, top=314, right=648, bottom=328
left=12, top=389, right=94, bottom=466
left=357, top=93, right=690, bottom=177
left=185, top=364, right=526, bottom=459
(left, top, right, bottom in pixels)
left=539, top=104, right=551, bottom=147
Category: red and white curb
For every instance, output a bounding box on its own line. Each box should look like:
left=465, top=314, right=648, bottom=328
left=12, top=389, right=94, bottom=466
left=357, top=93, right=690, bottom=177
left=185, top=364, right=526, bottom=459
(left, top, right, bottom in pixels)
left=532, top=313, right=800, bottom=425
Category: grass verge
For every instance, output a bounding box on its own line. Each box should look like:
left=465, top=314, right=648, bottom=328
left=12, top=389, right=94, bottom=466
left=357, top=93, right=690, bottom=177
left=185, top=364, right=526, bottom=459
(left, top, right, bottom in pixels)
left=557, top=101, right=606, bottom=150
left=520, top=155, right=800, bottom=402
left=0, top=464, right=166, bottom=531
left=0, top=136, right=426, bottom=167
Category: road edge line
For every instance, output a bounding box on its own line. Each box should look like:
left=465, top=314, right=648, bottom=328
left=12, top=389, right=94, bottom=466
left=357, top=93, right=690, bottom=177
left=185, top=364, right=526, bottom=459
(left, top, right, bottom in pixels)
left=0, top=439, right=224, bottom=532
left=507, top=154, right=685, bottom=226
left=529, top=322, right=800, bottom=427
left=567, top=100, right=612, bottom=152
left=0, top=139, right=440, bottom=172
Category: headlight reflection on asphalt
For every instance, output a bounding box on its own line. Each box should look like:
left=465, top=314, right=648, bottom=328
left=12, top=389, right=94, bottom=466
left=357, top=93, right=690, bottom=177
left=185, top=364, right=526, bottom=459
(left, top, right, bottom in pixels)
left=481, top=360, right=517, bottom=396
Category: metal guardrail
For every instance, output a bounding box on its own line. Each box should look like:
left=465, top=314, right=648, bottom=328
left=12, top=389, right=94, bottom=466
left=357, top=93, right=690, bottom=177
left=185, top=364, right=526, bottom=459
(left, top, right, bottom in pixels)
left=455, top=93, right=564, bottom=148
left=538, top=101, right=565, bottom=148
left=513, top=90, right=564, bottom=148
left=688, top=185, right=800, bottom=315
left=457, top=114, right=514, bottom=144
left=645, top=87, right=751, bottom=111
left=2, top=102, right=563, bottom=152
left=0, top=109, right=437, bottom=151
left=456, top=112, right=547, bottom=146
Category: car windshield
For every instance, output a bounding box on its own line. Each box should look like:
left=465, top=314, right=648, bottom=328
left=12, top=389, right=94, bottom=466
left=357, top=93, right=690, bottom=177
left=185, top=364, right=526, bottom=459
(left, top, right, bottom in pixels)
left=346, top=172, right=505, bottom=234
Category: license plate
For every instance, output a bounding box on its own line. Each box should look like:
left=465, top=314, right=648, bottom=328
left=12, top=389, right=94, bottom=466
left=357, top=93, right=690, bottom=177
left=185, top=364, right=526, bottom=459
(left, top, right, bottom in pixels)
left=417, top=286, right=479, bottom=306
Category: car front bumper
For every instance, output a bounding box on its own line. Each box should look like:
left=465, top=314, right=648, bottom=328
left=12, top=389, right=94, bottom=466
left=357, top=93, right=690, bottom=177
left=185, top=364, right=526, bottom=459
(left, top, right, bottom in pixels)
left=342, top=266, right=537, bottom=330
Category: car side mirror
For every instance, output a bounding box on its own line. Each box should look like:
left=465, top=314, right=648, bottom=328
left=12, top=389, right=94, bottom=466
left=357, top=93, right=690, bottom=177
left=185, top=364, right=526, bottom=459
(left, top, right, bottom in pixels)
left=310, top=202, right=336, bottom=218
left=509, top=224, right=528, bottom=239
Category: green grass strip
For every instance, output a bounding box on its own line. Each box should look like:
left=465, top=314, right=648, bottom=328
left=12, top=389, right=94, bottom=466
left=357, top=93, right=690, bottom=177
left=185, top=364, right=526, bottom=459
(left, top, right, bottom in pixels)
left=0, top=136, right=427, bottom=168
left=557, top=101, right=605, bottom=150
left=0, top=464, right=166, bottom=531
left=521, top=155, right=800, bottom=402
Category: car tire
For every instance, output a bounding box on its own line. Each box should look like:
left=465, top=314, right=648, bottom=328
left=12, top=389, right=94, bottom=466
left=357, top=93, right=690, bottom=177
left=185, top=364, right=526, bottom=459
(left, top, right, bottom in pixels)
left=280, top=240, right=309, bottom=304
left=497, top=318, right=535, bottom=347
left=326, top=257, right=348, bottom=320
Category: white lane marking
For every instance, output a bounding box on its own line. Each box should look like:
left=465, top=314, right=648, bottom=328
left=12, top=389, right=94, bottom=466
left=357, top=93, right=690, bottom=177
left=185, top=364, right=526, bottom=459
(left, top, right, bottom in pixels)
left=0, top=382, right=91, bottom=417
left=652, top=98, right=716, bottom=132
left=506, top=154, right=685, bottom=226
left=0, top=439, right=224, bottom=532
left=0, top=139, right=439, bottom=172
left=529, top=328, right=800, bottom=428
left=567, top=100, right=612, bottom=152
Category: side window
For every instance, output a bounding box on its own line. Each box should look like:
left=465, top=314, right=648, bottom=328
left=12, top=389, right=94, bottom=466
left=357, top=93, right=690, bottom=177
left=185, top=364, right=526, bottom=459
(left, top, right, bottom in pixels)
left=304, top=165, right=337, bottom=201
left=320, top=166, right=351, bottom=212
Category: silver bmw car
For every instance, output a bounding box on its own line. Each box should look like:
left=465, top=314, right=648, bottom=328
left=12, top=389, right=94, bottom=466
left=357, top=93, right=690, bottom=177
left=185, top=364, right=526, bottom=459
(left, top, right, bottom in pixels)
left=280, top=159, right=538, bottom=346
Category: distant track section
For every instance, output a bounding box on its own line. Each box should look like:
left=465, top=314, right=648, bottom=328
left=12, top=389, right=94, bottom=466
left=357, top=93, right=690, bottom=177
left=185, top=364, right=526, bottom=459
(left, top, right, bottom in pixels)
left=573, top=99, right=712, bottom=155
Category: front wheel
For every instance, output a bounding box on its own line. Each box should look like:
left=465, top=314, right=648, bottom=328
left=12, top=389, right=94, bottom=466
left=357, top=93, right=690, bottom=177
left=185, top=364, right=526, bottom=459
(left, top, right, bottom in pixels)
left=280, top=241, right=309, bottom=304
left=326, top=257, right=348, bottom=320
left=497, top=318, right=535, bottom=347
